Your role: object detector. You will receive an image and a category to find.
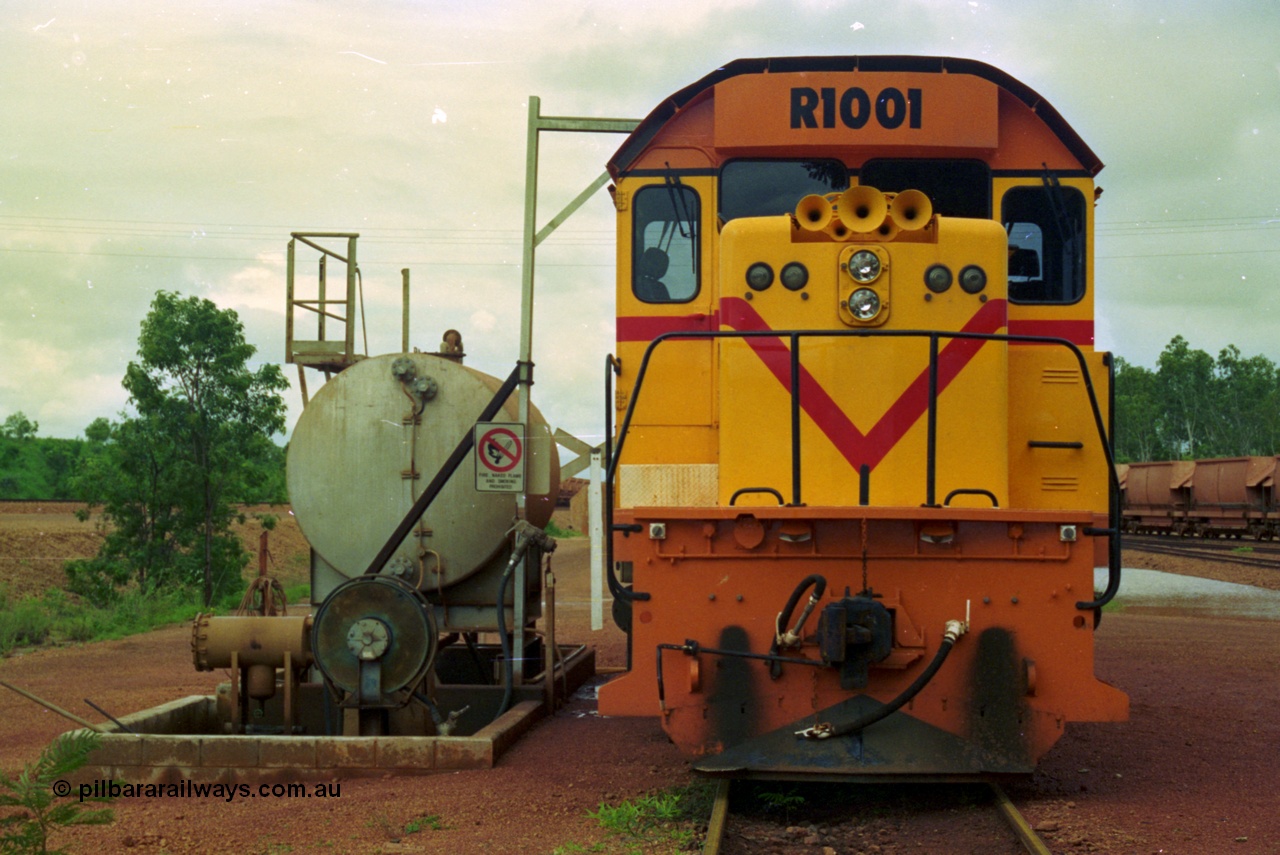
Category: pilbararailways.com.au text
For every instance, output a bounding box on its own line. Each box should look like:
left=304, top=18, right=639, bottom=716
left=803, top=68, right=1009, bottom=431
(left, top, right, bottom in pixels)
left=58, top=779, right=341, bottom=803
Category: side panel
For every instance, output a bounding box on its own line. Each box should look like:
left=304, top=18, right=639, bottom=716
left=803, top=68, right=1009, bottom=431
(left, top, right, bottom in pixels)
left=1007, top=348, right=1111, bottom=512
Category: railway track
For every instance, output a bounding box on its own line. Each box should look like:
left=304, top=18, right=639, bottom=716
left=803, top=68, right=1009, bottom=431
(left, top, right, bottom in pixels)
left=700, top=779, right=1051, bottom=855
left=1124, top=534, right=1280, bottom=571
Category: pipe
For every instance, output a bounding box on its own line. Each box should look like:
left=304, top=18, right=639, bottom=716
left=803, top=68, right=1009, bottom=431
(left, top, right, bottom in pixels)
left=0, top=679, right=108, bottom=734
left=798, top=619, right=967, bottom=739
left=768, top=574, right=827, bottom=678
left=496, top=521, right=557, bottom=717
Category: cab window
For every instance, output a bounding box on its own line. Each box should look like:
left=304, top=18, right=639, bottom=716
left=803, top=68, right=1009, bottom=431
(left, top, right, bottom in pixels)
left=859, top=159, right=990, bottom=218
left=1002, top=185, right=1086, bottom=304
left=719, top=160, right=849, bottom=221
left=632, top=185, right=699, bottom=303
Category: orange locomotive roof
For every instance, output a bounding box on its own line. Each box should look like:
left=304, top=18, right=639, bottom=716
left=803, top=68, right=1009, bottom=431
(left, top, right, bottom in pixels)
left=608, top=55, right=1102, bottom=178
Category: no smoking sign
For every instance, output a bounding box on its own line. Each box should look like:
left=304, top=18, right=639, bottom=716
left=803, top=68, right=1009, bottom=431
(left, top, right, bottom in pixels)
left=475, top=422, right=525, bottom=492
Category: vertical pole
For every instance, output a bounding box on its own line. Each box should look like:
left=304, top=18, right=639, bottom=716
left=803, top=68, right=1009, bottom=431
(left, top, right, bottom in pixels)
left=518, top=95, right=541, bottom=426
left=511, top=96, right=543, bottom=689
left=543, top=563, right=556, bottom=711
left=790, top=333, right=802, bottom=507
left=589, top=447, right=604, bottom=631
left=926, top=334, right=940, bottom=507
left=285, top=238, right=296, bottom=363
left=318, top=255, right=327, bottom=342
left=345, top=236, right=358, bottom=361
left=401, top=268, right=411, bottom=353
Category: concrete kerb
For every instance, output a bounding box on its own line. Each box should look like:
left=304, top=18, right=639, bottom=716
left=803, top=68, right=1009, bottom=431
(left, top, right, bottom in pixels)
left=71, top=698, right=547, bottom=784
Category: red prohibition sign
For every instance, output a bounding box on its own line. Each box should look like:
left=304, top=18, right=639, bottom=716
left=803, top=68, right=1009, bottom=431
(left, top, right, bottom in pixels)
left=479, top=427, right=522, bottom=473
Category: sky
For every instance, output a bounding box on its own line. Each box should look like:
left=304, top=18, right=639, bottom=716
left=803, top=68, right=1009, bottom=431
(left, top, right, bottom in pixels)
left=2, top=0, right=1277, bottom=449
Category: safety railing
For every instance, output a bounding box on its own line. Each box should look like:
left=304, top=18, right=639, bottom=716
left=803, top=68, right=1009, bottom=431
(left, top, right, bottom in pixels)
left=605, top=328, right=1121, bottom=611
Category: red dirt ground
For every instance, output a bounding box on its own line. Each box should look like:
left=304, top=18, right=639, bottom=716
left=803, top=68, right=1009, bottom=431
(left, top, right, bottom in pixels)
left=0, top=505, right=1277, bottom=854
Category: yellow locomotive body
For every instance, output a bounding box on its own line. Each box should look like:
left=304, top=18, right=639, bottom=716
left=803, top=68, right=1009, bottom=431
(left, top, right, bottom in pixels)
left=598, top=57, right=1126, bottom=780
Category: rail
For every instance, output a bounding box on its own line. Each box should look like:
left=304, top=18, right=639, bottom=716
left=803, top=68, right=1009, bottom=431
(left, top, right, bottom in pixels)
left=606, top=328, right=1122, bottom=611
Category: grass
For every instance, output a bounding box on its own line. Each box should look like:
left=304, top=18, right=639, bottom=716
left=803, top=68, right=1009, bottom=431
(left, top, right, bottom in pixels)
left=554, top=782, right=715, bottom=854
left=403, top=813, right=446, bottom=834
left=544, top=520, right=584, bottom=539
left=367, top=812, right=447, bottom=841
left=0, top=583, right=213, bottom=657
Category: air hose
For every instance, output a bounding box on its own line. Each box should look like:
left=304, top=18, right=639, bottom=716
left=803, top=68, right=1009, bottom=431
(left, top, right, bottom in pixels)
left=769, top=574, right=827, bottom=678
left=798, top=618, right=967, bottom=740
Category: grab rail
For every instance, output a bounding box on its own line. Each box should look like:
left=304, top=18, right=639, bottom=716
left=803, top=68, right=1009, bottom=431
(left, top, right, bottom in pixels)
left=606, top=328, right=1122, bottom=611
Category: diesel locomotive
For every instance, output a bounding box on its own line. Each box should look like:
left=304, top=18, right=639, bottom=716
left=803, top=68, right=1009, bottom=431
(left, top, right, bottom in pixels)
left=596, top=56, right=1128, bottom=780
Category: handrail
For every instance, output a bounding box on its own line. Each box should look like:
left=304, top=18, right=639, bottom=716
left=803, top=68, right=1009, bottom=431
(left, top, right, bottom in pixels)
left=604, top=354, right=649, bottom=604
left=607, top=327, right=1122, bottom=611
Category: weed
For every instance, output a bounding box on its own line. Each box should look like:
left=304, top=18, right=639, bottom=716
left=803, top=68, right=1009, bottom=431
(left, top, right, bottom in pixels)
left=1231, top=545, right=1255, bottom=554
left=0, top=597, right=52, bottom=653
left=0, top=730, right=114, bottom=854
left=283, top=583, right=312, bottom=605
left=584, top=783, right=713, bottom=853
left=757, top=787, right=806, bottom=823
left=404, top=813, right=445, bottom=834
left=544, top=520, right=583, bottom=538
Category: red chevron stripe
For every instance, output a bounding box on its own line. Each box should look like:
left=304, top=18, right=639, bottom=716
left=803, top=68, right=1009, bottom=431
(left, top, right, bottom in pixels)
left=1007, top=319, right=1093, bottom=345
left=616, top=313, right=717, bottom=342
left=719, top=297, right=1008, bottom=471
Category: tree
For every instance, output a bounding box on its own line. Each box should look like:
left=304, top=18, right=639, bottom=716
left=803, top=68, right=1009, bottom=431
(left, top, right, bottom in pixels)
left=0, top=412, right=38, bottom=440
left=1154, top=335, right=1215, bottom=458
left=1113, top=357, right=1165, bottom=463
left=1112, top=337, right=1280, bottom=463
left=1210, top=345, right=1280, bottom=456
left=72, top=292, right=288, bottom=607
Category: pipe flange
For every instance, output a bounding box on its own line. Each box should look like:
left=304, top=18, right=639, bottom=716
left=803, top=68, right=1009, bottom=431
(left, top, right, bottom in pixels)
left=347, top=618, right=390, bottom=661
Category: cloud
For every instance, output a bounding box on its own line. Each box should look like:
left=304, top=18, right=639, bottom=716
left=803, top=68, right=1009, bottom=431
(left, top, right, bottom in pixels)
left=1, top=0, right=1278, bottom=442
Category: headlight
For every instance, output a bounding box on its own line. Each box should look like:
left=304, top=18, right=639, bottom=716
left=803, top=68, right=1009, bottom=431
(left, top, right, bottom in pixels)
left=746, top=262, right=774, bottom=291
left=780, top=262, right=808, bottom=291
left=848, top=288, right=881, bottom=321
left=847, top=250, right=881, bottom=283
left=925, top=264, right=952, bottom=293
left=959, top=265, right=987, bottom=294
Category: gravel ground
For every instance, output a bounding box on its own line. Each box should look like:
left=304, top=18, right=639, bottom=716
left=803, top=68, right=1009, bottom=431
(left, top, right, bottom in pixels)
left=1, top=506, right=1277, bottom=854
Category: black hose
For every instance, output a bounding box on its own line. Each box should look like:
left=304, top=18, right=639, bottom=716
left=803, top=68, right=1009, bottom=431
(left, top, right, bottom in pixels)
left=769, top=574, right=827, bottom=678
left=496, top=563, right=515, bottom=716
left=823, top=632, right=957, bottom=738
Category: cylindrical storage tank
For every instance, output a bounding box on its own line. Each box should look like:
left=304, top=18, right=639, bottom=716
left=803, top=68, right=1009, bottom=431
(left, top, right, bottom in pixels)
left=287, top=353, right=560, bottom=591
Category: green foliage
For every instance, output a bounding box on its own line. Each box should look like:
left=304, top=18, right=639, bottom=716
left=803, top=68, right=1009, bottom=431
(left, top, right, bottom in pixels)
left=69, top=292, right=288, bottom=607
left=0, top=730, right=114, bottom=855
left=1114, top=336, right=1280, bottom=462
left=0, top=412, right=39, bottom=441
left=402, top=814, right=445, bottom=834
left=544, top=520, right=584, bottom=539
left=0, top=589, right=52, bottom=653
left=756, top=787, right=805, bottom=823
left=0, top=582, right=203, bottom=657
left=584, top=785, right=710, bottom=853
left=0, top=434, right=85, bottom=500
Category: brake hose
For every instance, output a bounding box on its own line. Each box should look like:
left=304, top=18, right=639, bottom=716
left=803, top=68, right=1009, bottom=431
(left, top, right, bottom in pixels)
left=798, top=619, right=967, bottom=739
left=769, top=574, right=827, bottom=678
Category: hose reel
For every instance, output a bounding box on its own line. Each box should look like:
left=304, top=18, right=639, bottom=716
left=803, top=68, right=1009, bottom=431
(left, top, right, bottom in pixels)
left=311, top=575, right=437, bottom=712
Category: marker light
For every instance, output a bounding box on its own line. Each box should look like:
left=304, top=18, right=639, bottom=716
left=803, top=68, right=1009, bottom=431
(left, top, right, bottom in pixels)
left=847, top=250, right=881, bottom=283
left=780, top=262, right=809, bottom=291
left=959, top=265, right=987, bottom=294
left=848, top=288, right=881, bottom=321
left=925, top=264, right=953, bottom=293
left=746, top=262, right=774, bottom=291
